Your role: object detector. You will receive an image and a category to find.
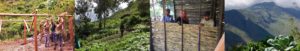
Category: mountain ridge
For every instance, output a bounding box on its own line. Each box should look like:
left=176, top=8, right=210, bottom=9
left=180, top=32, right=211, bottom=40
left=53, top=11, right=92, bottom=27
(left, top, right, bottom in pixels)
left=225, top=2, right=300, bottom=50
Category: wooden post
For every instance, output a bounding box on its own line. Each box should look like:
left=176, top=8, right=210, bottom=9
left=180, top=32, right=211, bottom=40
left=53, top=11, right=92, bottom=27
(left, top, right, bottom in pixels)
left=180, top=0, right=184, bottom=51
left=162, top=0, right=167, bottom=51
left=23, top=20, right=27, bottom=51
left=68, top=16, right=74, bottom=50
left=198, top=0, right=202, bottom=51
left=33, top=11, right=38, bottom=51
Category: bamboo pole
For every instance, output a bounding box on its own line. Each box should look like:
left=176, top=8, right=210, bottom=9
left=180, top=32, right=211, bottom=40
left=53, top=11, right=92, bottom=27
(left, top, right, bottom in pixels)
left=0, top=13, right=72, bottom=17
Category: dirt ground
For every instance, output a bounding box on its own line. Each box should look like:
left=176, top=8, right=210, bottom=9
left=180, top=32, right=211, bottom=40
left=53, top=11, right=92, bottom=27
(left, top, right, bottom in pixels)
left=0, top=38, right=73, bottom=51
left=152, top=21, right=219, bottom=51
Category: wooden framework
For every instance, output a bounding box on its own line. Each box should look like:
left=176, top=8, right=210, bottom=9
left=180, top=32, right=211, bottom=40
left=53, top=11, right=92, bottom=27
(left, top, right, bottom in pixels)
left=0, top=13, right=74, bottom=51
left=159, top=0, right=224, bottom=51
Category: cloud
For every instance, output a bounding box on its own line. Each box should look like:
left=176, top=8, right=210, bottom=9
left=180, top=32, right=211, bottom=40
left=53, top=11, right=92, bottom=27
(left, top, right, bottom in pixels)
left=225, top=0, right=300, bottom=11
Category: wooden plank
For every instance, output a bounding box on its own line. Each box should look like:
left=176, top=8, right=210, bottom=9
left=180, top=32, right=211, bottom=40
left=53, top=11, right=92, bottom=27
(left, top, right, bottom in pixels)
left=214, top=34, right=224, bottom=51
left=0, top=13, right=72, bottom=17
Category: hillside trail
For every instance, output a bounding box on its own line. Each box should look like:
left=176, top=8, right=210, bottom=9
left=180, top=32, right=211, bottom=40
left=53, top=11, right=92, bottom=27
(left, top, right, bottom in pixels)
left=0, top=37, right=73, bottom=51
left=152, top=21, right=218, bottom=51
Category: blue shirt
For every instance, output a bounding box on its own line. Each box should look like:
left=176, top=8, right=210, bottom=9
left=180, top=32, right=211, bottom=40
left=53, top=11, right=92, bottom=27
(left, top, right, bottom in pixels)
left=163, top=15, right=173, bottom=22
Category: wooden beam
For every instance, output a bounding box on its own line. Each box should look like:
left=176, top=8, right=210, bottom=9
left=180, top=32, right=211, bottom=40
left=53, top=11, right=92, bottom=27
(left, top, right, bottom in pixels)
left=0, top=13, right=72, bottom=17
left=0, top=20, right=49, bottom=22
left=1, top=20, right=34, bottom=22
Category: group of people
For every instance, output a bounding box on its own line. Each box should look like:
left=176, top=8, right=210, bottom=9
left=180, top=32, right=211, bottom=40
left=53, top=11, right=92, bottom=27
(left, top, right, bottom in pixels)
left=163, top=9, right=189, bottom=25
left=39, top=16, right=65, bottom=50
left=25, top=12, right=68, bottom=50
left=163, top=8, right=213, bottom=26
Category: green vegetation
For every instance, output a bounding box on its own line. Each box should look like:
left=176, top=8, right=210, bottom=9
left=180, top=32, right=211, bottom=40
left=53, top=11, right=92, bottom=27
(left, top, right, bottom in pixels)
left=232, top=21, right=300, bottom=51
left=231, top=18, right=300, bottom=51
left=75, top=0, right=150, bottom=51
left=0, top=0, right=74, bottom=40
left=233, top=35, right=299, bottom=51
left=232, top=31, right=300, bottom=51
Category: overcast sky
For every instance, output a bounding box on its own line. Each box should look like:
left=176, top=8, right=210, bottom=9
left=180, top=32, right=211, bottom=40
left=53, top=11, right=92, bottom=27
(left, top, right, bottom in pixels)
left=225, top=0, right=300, bottom=11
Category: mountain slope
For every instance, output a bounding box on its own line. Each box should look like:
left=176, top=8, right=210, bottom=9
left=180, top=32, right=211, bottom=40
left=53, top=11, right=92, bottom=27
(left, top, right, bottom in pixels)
left=225, top=2, right=300, bottom=49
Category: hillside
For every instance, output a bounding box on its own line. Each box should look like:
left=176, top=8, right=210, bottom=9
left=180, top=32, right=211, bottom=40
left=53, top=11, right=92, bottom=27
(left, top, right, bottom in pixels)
left=75, top=0, right=150, bottom=51
left=0, top=0, right=75, bottom=51
left=0, top=0, right=74, bottom=40
left=225, top=2, right=300, bottom=50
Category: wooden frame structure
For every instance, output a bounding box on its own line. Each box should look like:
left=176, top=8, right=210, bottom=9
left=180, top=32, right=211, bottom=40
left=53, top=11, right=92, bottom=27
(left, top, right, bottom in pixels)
left=0, top=12, right=74, bottom=51
left=157, top=0, right=224, bottom=51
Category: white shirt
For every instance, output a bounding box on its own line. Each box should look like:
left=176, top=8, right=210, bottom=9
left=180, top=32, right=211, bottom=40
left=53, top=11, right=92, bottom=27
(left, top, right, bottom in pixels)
left=200, top=19, right=214, bottom=27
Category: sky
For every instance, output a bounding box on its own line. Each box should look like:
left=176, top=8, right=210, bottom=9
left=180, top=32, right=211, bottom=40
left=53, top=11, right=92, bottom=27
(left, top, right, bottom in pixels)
left=119, top=2, right=129, bottom=9
left=75, top=0, right=131, bottom=22
left=225, top=0, right=300, bottom=11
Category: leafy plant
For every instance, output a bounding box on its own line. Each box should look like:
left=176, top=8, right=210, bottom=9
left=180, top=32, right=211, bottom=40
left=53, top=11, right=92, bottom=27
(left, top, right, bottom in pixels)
left=265, top=35, right=297, bottom=51
left=233, top=35, right=299, bottom=51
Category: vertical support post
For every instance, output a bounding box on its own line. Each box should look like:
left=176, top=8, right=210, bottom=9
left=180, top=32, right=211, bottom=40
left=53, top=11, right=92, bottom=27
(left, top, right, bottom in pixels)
left=198, top=0, right=202, bottom=51
left=162, top=0, right=167, bottom=51
left=33, top=11, right=38, bottom=51
left=68, top=16, right=74, bottom=50
left=23, top=20, right=27, bottom=51
left=180, top=0, right=184, bottom=51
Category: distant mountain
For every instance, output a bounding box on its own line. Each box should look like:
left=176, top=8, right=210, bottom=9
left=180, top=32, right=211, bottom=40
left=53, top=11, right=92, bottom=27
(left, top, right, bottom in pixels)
left=225, top=2, right=300, bottom=50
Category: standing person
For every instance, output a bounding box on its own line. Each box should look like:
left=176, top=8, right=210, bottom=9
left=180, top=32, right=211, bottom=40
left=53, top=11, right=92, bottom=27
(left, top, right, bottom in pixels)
left=38, top=20, right=45, bottom=46
left=59, top=12, right=68, bottom=41
left=44, top=18, right=51, bottom=47
left=119, top=14, right=130, bottom=37
left=120, top=17, right=125, bottom=38
left=54, top=17, right=65, bottom=50
left=200, top=11, right=213, bottom=28
left=163, top=9, right=174, bottom=22
left=50, top=16, right=59, bottom=50
left=176, top=9, right=189, bottom=25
